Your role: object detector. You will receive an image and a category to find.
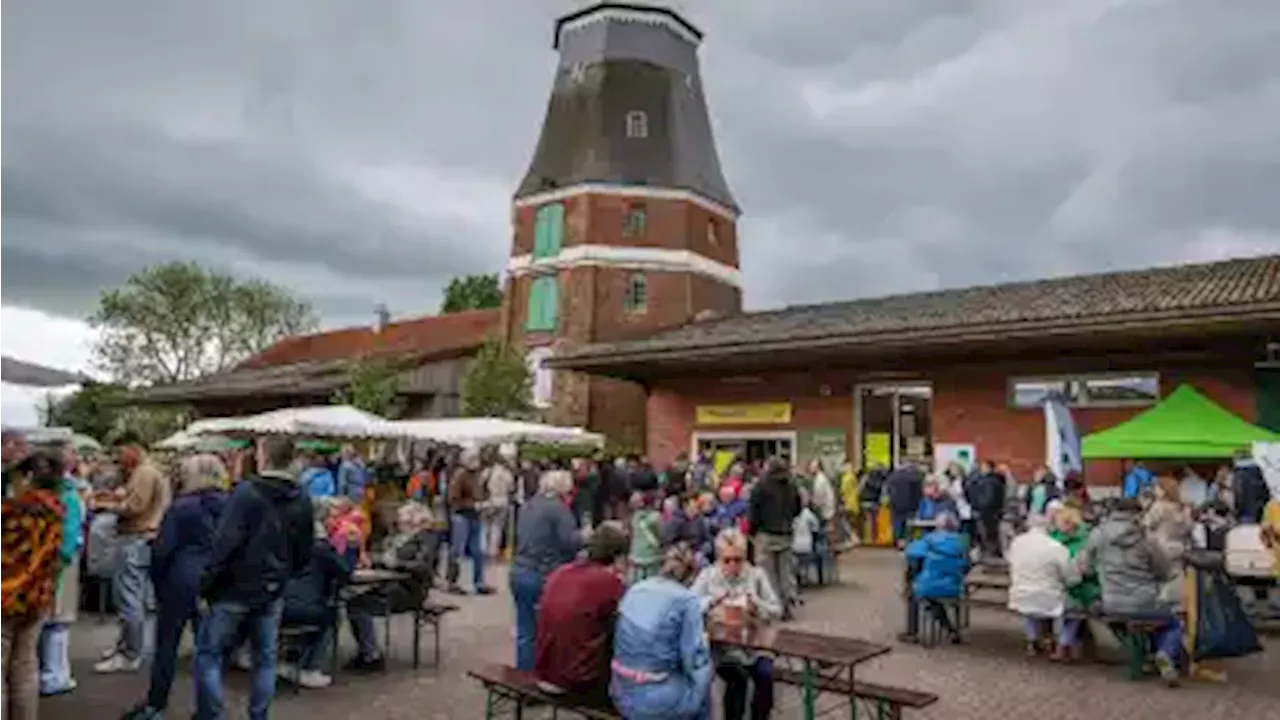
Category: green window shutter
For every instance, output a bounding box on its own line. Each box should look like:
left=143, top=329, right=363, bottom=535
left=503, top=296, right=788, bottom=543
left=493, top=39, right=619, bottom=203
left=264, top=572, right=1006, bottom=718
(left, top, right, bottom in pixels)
left=533, top=203, right=565, bottom=259
left=525, top=276, right=559, bottom=332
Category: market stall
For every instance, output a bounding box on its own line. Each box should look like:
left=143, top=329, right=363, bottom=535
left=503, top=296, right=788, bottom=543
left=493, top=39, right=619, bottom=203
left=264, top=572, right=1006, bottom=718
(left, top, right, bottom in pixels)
left=387, top=417, right=604, bottom=447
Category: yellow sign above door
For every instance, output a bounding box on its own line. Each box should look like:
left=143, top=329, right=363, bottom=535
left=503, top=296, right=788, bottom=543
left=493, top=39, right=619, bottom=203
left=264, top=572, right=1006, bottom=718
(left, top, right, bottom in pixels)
left=695, top=403, right=793, bottom=426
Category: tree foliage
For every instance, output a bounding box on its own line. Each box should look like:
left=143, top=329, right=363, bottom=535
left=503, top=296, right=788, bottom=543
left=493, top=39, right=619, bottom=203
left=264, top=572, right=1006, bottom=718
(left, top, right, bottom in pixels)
left=440, top=274, right=503, bottom=314
left=43, top=383, right=187, bottom=446
left=90, top=262, right=317, bottom=386
left=331, top=358, right=405, bottom=418
left=461, top=340, right=533, bottom=419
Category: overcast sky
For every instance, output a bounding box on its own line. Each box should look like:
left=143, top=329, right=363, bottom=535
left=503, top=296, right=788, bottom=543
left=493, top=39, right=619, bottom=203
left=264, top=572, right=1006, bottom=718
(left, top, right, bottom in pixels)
left=4, top=0, right=1280, bottom=424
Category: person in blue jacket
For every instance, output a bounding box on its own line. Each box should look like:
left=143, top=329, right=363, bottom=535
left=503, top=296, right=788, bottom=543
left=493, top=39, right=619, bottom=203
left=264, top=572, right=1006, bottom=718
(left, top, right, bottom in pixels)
left=1122, top=462, right=1154, bottom=499
left=122, top=454, right=228, bottom=720
left=38, top=446, right=86, bottom=697
left=915, top=477, right=958, bottom=523
left=298, top=452, right=337, bottom=499
left=899, top=511, right=969, bottom=645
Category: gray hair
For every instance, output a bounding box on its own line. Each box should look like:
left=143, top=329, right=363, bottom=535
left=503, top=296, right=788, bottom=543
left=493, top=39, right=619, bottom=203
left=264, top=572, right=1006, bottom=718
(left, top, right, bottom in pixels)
left=1026, top=512, right=1052, bottom=531
left=715, top=527, right=749, bottom=556
left=538, top=469, right=574, bottom=497
left=935, top=511, right=960, bottom=531
left=179, top=453, right=228, bottom=493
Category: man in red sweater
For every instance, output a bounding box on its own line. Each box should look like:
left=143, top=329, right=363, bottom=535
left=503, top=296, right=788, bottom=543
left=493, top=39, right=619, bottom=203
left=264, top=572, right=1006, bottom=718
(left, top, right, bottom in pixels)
left=534, top=522, right=628, bottom=705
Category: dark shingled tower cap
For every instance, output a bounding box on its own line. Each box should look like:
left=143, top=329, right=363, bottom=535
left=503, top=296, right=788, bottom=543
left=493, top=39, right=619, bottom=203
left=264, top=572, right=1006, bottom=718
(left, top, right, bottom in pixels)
left=516, top=1, right=739, bottom=213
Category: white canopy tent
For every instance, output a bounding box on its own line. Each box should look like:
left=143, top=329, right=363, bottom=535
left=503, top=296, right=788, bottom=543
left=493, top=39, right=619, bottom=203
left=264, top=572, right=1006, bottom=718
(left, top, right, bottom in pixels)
left=183, top=405, right=402, bottom=440
left=388, top=418, right=605, bottom=447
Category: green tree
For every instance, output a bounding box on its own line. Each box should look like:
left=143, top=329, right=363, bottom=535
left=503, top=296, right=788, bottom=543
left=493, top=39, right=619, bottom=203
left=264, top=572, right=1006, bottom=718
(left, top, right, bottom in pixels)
left=44, top=383, right=187, bottom=445
left=90, top=262, right=318, bottom=385
left=331, top=358, right=405, bottom=418
left=461, top=340, right=533, bottom=418
left=440, top=274, right=502, bottom=313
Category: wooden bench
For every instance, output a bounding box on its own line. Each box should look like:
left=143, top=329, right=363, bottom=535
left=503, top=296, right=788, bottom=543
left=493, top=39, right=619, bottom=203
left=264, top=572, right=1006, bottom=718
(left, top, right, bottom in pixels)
left=773, top=668, right=938, bottom=720
left=412, top=601, right=460, bottom=669
left=468, top=664, right=620, bottom=719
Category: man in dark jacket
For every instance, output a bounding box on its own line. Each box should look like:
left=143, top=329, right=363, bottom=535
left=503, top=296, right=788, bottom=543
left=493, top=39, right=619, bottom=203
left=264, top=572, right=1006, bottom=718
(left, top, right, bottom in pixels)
left=193, top=438, right=313, bottom=720
left=884, top=462, right=925, bottom=548
left=748, top=458, right=802, bottom=618
left=965, top=461, right=1007, bottom=559
left=1232, top=457, right=1272, bottom=523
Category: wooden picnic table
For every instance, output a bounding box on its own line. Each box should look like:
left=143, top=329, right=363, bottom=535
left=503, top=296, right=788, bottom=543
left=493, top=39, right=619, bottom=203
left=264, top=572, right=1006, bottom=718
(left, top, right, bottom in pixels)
left=349, top=568, right=410, bottom=586
left=708, top=623, right=890, bottom=720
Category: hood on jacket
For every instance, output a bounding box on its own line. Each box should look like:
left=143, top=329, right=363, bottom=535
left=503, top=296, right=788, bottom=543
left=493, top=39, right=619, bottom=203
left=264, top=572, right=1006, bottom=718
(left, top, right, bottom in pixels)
left=1094, top=510, right=1146, bottom=549
left=252, top=470, right=302, bottom=504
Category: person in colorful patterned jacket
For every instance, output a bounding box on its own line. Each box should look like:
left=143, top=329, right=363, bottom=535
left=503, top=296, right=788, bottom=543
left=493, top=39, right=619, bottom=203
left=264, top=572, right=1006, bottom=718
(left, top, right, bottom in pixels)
left=2, top=449, right=67, bottom=720
left=37, top=443, right=86, bottom=696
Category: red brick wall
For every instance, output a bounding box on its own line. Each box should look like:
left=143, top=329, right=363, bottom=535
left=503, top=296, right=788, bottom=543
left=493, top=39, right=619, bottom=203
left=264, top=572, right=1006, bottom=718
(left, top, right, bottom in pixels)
left=646, top=364, right=1258, bottom=482
left=500, top=193, right=743, bottom=445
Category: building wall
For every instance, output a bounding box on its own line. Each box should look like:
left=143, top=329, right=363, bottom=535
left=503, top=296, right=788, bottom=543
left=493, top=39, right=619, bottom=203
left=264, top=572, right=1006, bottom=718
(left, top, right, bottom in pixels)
left=502, top=192, right=742, bottom=446
left=645, top=360, right=1259, bottom=484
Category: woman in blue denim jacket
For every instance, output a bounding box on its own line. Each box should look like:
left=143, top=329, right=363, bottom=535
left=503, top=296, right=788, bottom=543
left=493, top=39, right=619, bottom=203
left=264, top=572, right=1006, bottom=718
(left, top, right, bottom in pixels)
left=610, top=543, right=712, bottom=719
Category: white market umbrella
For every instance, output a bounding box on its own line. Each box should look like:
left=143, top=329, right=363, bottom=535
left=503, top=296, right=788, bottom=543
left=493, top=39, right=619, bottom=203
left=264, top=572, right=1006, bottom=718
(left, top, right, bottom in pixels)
left=185, top=406, right=403, bottom=440
left=389, top=417, right=604, bottom=447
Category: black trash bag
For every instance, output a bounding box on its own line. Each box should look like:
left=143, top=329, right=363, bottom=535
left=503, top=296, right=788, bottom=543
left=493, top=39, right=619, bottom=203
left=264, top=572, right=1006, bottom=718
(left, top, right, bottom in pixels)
left=1191, top=564, right=1263, bottom=661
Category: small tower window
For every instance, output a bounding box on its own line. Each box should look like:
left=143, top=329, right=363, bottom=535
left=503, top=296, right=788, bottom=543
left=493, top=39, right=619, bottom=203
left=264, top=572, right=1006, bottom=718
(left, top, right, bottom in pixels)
left=623, top=204, right=647, bottom=236
left=625, top=110, right=648, bottom=139
left=623, top=273, right=648, bottom=313
left=706, top=220, right=719, bottom=246
left=533, top=202, right=565, bottom=259
left=526, top=275, right=559, bottom=332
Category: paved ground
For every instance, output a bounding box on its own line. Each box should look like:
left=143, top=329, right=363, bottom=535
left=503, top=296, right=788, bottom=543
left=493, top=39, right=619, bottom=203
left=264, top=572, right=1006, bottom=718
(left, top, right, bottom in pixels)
left=43, top=550, right=1278, bottom=720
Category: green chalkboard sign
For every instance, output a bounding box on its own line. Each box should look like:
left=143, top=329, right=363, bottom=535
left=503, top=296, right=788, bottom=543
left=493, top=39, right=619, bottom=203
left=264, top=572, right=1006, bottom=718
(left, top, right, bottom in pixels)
left=798, top=428, right=848, bottom=474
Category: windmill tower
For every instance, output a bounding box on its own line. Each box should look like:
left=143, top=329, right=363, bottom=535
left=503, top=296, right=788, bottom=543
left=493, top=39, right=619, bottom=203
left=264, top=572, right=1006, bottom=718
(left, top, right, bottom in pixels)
left=501, top=2, right=742, bottom=449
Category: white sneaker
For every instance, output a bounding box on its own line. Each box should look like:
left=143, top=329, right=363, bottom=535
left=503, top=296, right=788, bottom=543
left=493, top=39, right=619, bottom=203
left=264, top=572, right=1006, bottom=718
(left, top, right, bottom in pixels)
left=275, top=662, right=298, bottom=680
left=93, top=653, right=143, bottom=674
left=232, top=649, right=253, bottom=671
left=297, top=670, right=333, bottom=689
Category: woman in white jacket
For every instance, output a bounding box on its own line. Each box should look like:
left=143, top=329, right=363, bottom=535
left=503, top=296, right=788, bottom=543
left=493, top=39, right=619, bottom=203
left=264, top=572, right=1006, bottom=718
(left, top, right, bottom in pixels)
left=1006, top=513, right=1080, bottom=656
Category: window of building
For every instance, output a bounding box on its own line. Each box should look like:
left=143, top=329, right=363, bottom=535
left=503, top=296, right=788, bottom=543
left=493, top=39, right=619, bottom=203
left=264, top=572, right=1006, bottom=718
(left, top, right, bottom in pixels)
left=623, top=273, right=648, bottom=313
left=625, top=110, right=648, bottom=139
left=526, top=346, right=554, bottom=408
left=1008, top=373, right=1160, bottom=409
left=533, top=203, right=565, bottom=259
left=623, top=204, right=647, bottom=236
left=706, top=220, right=719, bottom=246
left=526, top=275, right=559, bottom=332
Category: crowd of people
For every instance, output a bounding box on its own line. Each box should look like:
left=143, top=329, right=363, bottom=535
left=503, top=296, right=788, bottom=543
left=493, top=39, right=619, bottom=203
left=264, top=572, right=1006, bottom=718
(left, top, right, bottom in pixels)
left=897, top=454, right=1278, bottom=689
left=0, top=428, right=848, bottom=720
left=3, top=421, right=1276, bottom=718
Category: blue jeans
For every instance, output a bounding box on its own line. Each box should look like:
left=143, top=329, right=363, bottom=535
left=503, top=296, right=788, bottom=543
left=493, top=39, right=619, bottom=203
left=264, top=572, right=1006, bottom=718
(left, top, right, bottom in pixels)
left=1114, top=610, right=1183, bottom=662
left=509, top=565, right=546, bottom=670
left=38, top=623, right=72, bottom=693
left=148, top=599, right=197, bottom=710
left=114, top=536, right=151, bottom=660
left=451, top=512, right=486, bottom=589
left=194, top=599, right=283, bottom=720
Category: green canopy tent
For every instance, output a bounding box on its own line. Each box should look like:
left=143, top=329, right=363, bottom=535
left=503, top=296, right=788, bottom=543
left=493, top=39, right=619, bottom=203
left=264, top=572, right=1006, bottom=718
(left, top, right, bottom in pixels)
left=1082, top=384, right=1280, bottom=459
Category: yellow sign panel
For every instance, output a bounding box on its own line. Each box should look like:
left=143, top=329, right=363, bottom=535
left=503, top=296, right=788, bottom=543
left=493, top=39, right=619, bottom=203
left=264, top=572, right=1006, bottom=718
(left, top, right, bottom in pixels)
left=864, top=432, right=892, bottom=469
left=695, top=402, right=793, bottom=426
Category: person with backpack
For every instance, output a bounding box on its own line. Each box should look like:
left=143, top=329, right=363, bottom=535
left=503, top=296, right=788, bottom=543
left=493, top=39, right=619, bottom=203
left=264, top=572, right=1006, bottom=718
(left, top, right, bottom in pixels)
left=2, top=449, right=67, bottom=720
left=193, top=438, right=314, bottom=720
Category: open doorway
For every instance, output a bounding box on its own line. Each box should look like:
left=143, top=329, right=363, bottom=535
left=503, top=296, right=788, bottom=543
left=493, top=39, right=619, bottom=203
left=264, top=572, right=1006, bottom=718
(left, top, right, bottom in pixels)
left=855, top=383, right=933, bottom=470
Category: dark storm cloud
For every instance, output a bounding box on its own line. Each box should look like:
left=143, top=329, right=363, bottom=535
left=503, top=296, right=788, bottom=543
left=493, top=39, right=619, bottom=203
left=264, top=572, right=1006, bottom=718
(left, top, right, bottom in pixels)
left=3, top=0, right=1279, bottom=325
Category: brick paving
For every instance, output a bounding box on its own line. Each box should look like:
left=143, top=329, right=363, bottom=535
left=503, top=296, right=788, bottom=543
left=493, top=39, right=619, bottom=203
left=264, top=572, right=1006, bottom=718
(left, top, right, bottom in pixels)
left=42, top=550, right=1278, bottom=720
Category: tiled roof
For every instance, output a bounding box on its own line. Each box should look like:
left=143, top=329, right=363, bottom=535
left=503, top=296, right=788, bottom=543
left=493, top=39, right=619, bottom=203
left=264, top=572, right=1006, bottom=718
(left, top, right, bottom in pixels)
left=134, top=309, right=499, bottom=404
left=552, top=254, right=1280, bottom=366
left=242, top=309, right=499, bottom=369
